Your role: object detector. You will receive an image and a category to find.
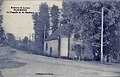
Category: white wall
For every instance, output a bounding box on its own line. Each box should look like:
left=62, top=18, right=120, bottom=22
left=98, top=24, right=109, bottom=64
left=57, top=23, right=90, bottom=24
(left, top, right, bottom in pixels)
left=44, top=38, right=76, bottom=58
left=44, top=40, right=59, bottom=57
left=60, top=38, right=68, bottom=57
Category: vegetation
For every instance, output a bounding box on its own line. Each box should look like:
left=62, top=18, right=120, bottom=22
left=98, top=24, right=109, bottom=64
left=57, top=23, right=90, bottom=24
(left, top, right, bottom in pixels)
left=50, top=5, right=60, bottom=33
left=0, top=0, right=5, bottom=45
left=62, top=1, right=120, bottom=62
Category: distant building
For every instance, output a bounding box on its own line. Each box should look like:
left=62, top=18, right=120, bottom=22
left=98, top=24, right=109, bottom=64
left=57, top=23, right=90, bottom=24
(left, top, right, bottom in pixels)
left=44, top=25, right=94, bottom=60
left=44, top=25, right=76, bottom=58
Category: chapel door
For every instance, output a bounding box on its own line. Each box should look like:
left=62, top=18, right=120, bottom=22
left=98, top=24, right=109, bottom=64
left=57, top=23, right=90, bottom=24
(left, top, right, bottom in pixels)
left=50, top=47, right=52, bottom=56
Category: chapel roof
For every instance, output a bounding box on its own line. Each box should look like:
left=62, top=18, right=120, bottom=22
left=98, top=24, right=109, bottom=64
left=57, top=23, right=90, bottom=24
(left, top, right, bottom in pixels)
left=45, top=25, right=69, bottom=41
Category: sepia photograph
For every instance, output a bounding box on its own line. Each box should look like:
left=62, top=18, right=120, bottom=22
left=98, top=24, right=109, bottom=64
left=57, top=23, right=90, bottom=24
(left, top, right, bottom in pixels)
left=0, top=0, right=120, bottom=77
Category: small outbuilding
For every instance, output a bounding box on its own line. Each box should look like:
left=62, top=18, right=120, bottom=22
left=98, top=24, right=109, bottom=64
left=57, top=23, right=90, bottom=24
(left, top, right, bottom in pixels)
left=44, top=25, right=76, bottom=58
left=44, top=25, right=94, bottom=60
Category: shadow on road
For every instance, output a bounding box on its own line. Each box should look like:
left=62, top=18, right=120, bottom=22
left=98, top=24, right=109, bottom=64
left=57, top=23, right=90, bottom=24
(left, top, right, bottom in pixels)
left=0, top=60, right=27, bottom=69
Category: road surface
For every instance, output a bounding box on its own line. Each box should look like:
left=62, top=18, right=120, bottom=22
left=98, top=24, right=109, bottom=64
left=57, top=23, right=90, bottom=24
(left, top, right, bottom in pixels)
left=0, top=47, right=120, bottom=77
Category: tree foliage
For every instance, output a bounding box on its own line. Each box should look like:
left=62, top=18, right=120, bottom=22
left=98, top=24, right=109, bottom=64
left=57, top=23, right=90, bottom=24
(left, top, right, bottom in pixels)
left=0, top=0, right=5, bottom=45
left=22, top=36, right=29, bottom=45
left=32, top=3, right=50, bottom=54
left=50, top=5, right=60, bottom=32
left=6, top=33, right=15, bottom=47
left=62, top=1, right=120, bottom=61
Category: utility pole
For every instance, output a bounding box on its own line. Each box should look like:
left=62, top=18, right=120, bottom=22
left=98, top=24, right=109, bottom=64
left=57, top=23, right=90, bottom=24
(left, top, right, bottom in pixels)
left=58, top=22, right=62, bottom=58
left=31, top=33, right=35, bottom=41
left=90, top=7, right=105, bottom=62
left=67, top=19, right=70, bottom=59
left=101, top=7, right=104, bottom=62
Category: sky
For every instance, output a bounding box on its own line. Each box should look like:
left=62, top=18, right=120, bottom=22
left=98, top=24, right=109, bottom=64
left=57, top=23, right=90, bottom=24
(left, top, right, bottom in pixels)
left=2, top=0, right=62, bottom=39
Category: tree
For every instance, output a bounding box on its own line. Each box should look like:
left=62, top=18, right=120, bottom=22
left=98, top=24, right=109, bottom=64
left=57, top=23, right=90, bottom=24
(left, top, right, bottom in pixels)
left=32, top=13, right=39, bottom=53
left=50, top=5, right=60, bottom=32
left=32, top=3, right=50, bottom=55
left=20, top=36, right=29, bottom=51
left=6, top=33, right=15, bottom=47
left=39, top=3, right=50, bottom=39
left=22, top=36, right=29, bottom=45
left=0, top=0, right=5, bottom=45
left=62, top=1, right=94, bottom=60
left=62, top=1, right=120, bottom=62
left=102, top=2, right=120, bottom=62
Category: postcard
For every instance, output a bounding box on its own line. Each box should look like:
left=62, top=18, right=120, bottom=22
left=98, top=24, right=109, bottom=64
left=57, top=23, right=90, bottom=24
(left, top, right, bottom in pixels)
left=0, top=0, right=120, bottom=77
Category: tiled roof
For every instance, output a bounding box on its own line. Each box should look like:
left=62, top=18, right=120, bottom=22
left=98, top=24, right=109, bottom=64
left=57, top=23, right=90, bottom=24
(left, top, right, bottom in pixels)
left=45, top=25, right=69, bottom=41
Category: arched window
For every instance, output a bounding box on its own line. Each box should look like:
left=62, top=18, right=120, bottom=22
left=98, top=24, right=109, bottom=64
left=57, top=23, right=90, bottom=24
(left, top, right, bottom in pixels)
left=74, top=44, right=81, bottom=51
left=74, top=33, right=80, bottom=40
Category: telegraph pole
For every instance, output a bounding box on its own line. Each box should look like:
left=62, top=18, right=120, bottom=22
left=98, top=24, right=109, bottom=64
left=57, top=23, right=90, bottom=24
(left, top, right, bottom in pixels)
left=101, top=7, right=104, bottom=62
